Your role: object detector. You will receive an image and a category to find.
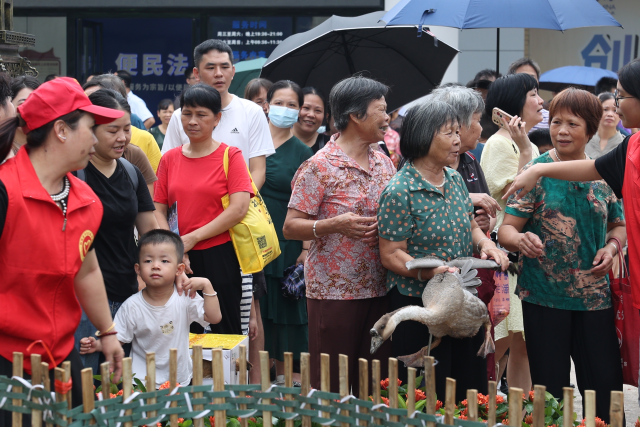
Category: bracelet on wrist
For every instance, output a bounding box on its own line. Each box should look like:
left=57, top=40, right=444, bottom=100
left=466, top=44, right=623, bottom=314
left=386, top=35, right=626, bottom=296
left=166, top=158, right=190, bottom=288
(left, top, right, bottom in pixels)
left=98, top=331, right=118, bottom=338
left=313, top=220, right=319, bottom=238
left=607, top=241, right=619, bottom=255
left=203, top=291, right=218, bottom=297
left=476, top=237, right=491, bottom=253
left=95, top=322, right=116, bottom=337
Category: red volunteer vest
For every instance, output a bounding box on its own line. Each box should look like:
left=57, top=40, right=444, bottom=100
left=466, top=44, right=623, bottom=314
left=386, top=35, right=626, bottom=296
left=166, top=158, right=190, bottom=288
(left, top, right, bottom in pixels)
left=0, top=148, right=103, bottom=373
left=623, top=133, right=640, bottom=309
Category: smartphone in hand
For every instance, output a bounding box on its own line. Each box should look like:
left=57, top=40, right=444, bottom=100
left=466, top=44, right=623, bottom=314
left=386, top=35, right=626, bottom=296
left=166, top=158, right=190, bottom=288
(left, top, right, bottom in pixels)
left=492, top=107, right=514, bottom=129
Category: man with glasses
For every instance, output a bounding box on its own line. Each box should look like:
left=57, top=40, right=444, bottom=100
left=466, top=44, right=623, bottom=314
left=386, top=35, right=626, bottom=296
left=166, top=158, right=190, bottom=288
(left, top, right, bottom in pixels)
left=185, top=68, right=199, bottom=86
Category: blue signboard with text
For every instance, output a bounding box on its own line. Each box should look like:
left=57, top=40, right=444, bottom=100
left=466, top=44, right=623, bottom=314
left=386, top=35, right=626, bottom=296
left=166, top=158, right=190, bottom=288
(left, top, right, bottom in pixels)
left=208, top=17, right=293, bottom=63
left=89, top=18, right=193, bottom=120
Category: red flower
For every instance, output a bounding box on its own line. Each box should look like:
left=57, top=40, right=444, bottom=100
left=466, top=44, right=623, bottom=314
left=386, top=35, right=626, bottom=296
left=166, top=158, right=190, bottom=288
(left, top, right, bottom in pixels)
left=528, top=391, right=535, bottom=401
left=495, top=395, right=505, bottom=404
left=408, top=389, right=426, bottom=401
left=460, top=408, right=468, bottom=417
left=380, top=378, right=402, bottom=390
left=436, top=400, right=443, bottom=410
left=635, top=418, right=640, bottom=427
left=117, top=390, right=123, bottom=396
left=177, top=419, right=184, bottom=424
left=159, top=381, right=171, bottom=390
left=250, top=418, right=256, bottom=423
left=381, top=396, right=390, bottom=406
left=461, top=399, right=468, bottom=407
left=209, top=416, right=215, bottom=426
left=524, top=415, right=533, bottom=425
left=458, top=415, right=468, bottom=420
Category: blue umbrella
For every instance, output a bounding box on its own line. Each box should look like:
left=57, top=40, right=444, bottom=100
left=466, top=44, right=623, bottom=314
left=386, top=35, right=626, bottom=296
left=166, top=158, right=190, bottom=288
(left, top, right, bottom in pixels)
left=539, top=65, right=618, bottom=92
left=381, top=0, right=621, bottom=72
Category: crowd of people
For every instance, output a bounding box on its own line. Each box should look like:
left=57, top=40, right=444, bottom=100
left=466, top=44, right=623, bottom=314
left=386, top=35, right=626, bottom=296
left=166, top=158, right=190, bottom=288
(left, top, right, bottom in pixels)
left=0, top=37, right=638, bottom=427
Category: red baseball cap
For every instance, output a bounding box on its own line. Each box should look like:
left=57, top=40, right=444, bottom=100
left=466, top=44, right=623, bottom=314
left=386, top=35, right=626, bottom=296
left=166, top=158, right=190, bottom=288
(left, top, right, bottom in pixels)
left=17, top=77, right=125, bottom=134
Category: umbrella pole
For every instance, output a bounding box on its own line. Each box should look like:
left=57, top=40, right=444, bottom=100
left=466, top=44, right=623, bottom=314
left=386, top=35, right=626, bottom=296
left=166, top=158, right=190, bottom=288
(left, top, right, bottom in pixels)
left=496, top=28, right=500, bottom=74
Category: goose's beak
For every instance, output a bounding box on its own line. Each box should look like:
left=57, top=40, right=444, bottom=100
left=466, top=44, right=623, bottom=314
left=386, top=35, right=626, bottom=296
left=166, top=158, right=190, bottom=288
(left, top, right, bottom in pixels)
left=370, top=329, right=384, bottom=354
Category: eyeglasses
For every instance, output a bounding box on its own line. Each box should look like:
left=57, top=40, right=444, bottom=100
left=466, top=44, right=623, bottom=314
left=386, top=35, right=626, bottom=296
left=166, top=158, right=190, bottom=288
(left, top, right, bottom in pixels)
left=614, top=89, right=635, bottom=107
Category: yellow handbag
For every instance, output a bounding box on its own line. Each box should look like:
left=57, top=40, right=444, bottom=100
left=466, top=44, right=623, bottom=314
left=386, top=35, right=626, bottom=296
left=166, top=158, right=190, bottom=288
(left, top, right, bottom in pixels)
left=222, top=147, right=281, bottom=274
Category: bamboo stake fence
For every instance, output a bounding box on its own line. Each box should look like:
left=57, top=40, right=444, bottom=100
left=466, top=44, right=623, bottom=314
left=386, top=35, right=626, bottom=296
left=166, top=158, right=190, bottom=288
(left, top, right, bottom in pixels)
left=0, top=348, right=626, bottom=427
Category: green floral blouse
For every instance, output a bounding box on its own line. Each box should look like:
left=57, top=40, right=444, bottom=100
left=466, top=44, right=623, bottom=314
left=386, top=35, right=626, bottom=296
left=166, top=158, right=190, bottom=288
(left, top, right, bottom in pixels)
left=378, top=163, right=474, bottom=297
left=506, top=152, right=625, bottom=311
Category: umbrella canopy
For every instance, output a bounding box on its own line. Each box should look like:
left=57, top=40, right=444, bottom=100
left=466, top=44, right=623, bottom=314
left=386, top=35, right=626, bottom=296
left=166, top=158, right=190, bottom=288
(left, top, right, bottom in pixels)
left=381, top=0, right=622, bottom=30
left=261, top=11, right=458, bottom=112
left=229, top=57, right=267, bottom=97
left=381, top=0, right=621, bottom=73
left=539, top=65, right=618, bottom=93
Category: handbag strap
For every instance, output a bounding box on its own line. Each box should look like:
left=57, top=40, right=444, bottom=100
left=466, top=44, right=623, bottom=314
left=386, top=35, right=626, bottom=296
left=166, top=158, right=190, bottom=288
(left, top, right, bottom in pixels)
left=221, top=145, right=259, bottom=195
left=609, top=236, right=628, bottom=279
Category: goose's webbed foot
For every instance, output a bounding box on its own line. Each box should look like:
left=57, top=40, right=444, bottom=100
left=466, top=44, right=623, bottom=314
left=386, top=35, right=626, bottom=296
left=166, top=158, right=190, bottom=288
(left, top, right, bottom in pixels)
left=397, top=336, right=442, bottom=368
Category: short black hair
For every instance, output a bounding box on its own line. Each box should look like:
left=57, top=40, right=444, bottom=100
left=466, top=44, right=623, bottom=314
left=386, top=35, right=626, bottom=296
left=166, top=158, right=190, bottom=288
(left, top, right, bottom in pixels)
left=507, top=58, right=541, bottom=80
left=330, top=76, right=388, bottom=132
left=598, top=92, right=615, bottom=103
left=157, top=98, right=174, bottom=112
left=115, top=70, right=132, bottom=89
left=618, top=58, right=640, bottom=100
left=473, top=68, right=501, bottom=82
left=528, top=128, right=552, bottom=149
left=400, top=100, right=459, bottom=163
left=244, top=78, right=272, bottom=101
left=185, top=68, right=195, bottom=79
left=44, top=74, right=59, bottom=82
left=595, top=76, right=618, bottom=95
left=181, top=83, right=222, bottom=115
left=88, top=88, right=131, bottom=115
left=82, top=74, right=128, bottom=98
left=267, top=80, right=304, bottom=108
left=485, top=73, right=539, bottom=118
left=10, top=75, right=40, bottom=100
left=194, top=39, right=233, bottom=69
left=303, top=86, right=327, bottom=112
left=138, top=229, right=185, bottom=261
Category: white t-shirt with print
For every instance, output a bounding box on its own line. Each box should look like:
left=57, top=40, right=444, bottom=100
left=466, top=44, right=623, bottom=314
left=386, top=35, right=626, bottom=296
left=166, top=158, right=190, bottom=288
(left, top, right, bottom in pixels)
left=114, top=287, right=208, bottom=387
left=161, top=94, right=275, bottom=165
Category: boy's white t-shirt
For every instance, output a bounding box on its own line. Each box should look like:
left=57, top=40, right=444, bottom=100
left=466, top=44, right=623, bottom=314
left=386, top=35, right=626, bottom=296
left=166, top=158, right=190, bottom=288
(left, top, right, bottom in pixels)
left=114, top=287, right=208, bottom=387
left=160, top=94, right=275, bottom=165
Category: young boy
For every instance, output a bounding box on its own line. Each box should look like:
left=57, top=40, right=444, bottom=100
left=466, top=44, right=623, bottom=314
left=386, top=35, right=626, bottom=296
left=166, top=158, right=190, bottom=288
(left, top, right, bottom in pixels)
left=80, top=229, right=222, bottom=388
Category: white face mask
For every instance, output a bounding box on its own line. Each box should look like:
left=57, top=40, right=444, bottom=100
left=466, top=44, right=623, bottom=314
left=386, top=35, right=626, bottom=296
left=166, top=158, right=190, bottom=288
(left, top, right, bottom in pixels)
left=316, top=126, right=326, bottom=134
left=268, top=105, right=300, bottom=128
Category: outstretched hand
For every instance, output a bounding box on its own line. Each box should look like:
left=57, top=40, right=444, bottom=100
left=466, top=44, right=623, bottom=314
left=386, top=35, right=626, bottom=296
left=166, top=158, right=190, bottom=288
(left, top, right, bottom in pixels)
left=502, top=164, right=542, bottom=201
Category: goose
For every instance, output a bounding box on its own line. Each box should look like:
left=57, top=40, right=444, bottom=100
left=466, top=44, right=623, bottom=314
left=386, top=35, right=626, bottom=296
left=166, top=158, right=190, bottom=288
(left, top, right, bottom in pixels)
left=369, top=257, right=514, bottom=368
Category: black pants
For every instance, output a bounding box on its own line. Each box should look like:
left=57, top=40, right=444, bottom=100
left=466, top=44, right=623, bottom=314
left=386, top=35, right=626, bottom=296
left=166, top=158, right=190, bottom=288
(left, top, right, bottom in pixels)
left=388, top=286, right=488, bottom=402
left=522, top=301, right=622, bottom=424
left=189, top=241, right=243, bottom=335
left=0, top=348, right=84, bottom=427
left=307, top=296, right=391, bottom=396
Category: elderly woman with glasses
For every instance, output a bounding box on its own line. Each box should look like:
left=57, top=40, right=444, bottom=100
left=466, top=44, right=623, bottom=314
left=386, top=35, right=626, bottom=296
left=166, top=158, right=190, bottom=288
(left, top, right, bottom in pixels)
left=283, top=76, right=397, bottom=396
left=377, top=100, right=509, bottom=401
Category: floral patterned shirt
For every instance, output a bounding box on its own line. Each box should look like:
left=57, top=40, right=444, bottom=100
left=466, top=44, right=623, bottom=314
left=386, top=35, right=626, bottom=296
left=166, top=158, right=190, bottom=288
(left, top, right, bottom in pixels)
left=288, top=134, right=396, bottom=300
left=506, top=152, right=625, bottom=311
left=378, top=163, right=475, bottom=297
